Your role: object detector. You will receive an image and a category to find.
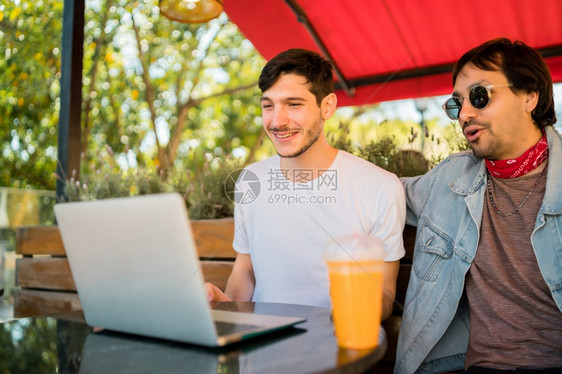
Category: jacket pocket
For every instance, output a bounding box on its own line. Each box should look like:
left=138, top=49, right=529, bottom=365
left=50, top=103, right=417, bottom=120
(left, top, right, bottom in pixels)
left=413, top=225, right=454, bottom=282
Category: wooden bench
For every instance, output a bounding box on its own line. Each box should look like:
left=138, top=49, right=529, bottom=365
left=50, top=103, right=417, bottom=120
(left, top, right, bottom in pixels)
left=14, top=221, right=415, bottom=368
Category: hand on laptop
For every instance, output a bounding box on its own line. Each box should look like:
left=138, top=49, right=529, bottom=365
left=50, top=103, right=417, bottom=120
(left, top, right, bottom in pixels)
left=205, top=282, right=232, bottom=302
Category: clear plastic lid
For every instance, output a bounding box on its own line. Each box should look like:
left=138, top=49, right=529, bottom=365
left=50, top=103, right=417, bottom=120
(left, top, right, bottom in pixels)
left=323, top=234, right=385, bottom=262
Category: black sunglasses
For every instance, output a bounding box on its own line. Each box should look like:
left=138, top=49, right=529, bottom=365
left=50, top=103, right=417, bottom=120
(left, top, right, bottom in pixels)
left=442, top=83, right=513, bottom=120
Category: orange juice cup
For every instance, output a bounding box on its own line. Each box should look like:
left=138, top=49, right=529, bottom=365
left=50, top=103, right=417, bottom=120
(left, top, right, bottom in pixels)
left=324, top=235, right=385, bottom=349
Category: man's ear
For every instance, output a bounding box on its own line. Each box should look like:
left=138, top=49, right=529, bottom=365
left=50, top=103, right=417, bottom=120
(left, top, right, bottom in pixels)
left=525, top=91, right=539, bottom=113
left=321, top=93, right=337, bottom=120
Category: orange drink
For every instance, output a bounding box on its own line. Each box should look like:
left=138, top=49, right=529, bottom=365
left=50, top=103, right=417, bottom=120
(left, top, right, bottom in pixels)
left=328, top=261, right=383, bottom=349
left=324, top=235, right=385, bottom=349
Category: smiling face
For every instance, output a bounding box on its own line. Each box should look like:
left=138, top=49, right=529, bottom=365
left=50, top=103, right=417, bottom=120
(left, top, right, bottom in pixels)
left=260, top=73, right=335, bottom=159
left=453, top=63, right=541, bottom=161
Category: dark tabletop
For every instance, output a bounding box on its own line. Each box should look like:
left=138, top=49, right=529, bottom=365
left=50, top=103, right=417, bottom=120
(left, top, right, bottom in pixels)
left=0, top=302, right=386, bottom=374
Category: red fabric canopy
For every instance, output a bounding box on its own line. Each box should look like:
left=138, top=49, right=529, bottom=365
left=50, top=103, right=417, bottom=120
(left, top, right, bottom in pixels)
left=224, top=0, right=562, bottom=107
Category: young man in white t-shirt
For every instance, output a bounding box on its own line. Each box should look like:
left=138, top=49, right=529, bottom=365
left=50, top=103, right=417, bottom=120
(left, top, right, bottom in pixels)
left=206, top=49, right=405, bottom=320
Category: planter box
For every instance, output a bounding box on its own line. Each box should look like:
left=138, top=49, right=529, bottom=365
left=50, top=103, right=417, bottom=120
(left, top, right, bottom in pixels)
left=14, top=218, right=236, bottom=317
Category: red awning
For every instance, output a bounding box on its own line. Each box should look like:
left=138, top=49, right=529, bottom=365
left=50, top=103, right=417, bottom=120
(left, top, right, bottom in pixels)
left=224, top=0, right=562, bottom=107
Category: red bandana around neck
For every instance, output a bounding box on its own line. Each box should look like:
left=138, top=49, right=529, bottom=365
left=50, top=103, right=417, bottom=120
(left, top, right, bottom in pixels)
left=485, top=131, right=549, bottom=178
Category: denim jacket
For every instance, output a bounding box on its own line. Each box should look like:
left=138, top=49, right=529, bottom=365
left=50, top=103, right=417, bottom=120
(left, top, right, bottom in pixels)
left=395, top=126, right=562, bottom=374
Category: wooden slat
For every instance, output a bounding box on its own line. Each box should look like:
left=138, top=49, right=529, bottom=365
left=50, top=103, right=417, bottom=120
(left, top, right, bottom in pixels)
left=200, top=261, right=235, bottom=291
left=16, top=258, right=77, bottom=291
left=16, top=219, right=237, bottom=258
left=191, top=218, right=236, bottom=259
left=16, top=225, right=65, bottom=256
left=13, top=289, right=81, bottom=318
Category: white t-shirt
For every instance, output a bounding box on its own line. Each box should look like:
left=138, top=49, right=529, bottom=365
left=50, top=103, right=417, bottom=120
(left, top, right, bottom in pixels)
left=233, top=150, right=406, bottom=308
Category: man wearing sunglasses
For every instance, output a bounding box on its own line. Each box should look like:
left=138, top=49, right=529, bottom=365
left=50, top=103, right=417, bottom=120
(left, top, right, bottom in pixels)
left=395, top=38, right=562, bottom=373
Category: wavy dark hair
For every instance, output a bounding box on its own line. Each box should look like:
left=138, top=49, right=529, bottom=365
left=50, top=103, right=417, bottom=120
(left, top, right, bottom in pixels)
left=452, top=38, right=556, bottom=129
left=258, top=49, right=334, bottom=105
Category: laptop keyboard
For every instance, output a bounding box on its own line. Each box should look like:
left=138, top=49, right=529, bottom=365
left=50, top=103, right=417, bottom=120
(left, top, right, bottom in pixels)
left=215, top=321, right=262, bottom=335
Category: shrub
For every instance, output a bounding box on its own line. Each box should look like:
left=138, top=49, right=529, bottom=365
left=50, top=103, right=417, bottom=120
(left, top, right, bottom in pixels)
left=62, top=148, right=241, bottom=219
left=355, top=136, right=431, bottom=177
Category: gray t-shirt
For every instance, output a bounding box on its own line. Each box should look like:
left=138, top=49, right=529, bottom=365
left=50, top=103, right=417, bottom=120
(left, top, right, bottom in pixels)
left=466, top=168, right=562, bottom=369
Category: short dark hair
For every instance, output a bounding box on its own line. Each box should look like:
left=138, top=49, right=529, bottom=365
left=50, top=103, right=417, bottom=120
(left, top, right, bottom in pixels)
left=452, top=38, right=556, bottom=129
left=258, top=49, right=334, bottom=105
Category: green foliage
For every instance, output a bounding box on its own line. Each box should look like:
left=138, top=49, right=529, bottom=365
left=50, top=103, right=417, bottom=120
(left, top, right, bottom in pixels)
left=327, top=116, right=433, bottom=177
left=0, top=318, right=90, bottom=373
left=427, top=122, right=470, bottom=166
left=441, top=122, right=471, bottom=153
left=356, top=136, right=398, bottom=170
left=63, top=146, right=169, bottom=201
left=79, top=0, right=264, bottom=174
left=0, top=0, right=265, bottom=190
left=63, top=168, right=169, bottom=200
left=62, top=146, right=241, bottom=219
left=0, top=0, right=63, bottom=190
left=184, top=158, right=241, bottom=219
left=327, top=122, right=354, bottom=154
left=355, top=136, right=431, bottom=177
left=328, top=102, right=470, bottom=177
left=0, top=318, right=58, bottom=373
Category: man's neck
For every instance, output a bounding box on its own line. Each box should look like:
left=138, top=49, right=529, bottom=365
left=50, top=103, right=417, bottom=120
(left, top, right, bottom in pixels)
left=279, top=140, right=338, bottom=181
left=484, top=127, right=548, bottom=179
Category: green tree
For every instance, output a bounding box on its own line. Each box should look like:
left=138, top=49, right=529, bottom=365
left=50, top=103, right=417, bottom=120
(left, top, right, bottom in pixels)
left=0, top=0, right=266, bottom=190
left=0, top=0, right=63, bottom=190
left=80, top=0, right=265, bottom=177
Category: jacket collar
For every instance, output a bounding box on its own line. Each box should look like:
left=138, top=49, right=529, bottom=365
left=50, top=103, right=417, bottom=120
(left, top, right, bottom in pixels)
left=542, top=126, right=562, bottom=214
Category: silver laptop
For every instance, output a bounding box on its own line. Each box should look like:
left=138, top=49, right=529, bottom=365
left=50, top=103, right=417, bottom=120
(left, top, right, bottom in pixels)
left=54, top=193, right=305, bottom=347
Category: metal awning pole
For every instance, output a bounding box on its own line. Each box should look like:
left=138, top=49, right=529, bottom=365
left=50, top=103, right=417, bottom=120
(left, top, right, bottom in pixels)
left=284, top=0, right=355, bottom=97
left=56, top=0, right=84, bottom=199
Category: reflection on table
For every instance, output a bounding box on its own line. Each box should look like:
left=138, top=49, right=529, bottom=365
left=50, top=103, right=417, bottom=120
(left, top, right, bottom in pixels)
left=0, top=302, right=387, bottom=373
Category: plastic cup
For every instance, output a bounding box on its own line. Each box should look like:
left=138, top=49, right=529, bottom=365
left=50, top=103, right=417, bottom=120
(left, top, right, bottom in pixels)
left=324, top=234, right=385, bottom=349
